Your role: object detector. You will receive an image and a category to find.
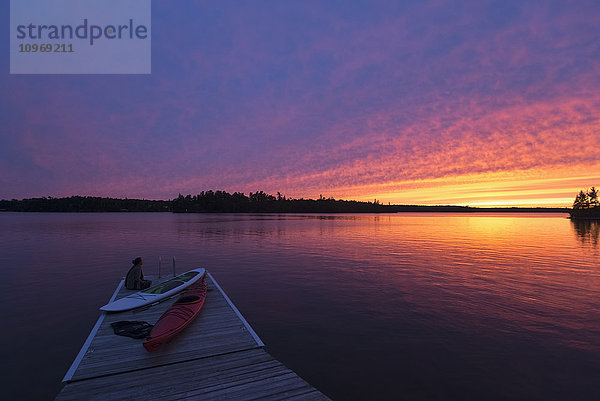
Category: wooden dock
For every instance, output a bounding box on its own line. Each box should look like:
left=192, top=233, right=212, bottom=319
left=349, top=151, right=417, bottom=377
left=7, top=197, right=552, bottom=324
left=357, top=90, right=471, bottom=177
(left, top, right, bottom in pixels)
left=56, top=271, right=329, bottom=400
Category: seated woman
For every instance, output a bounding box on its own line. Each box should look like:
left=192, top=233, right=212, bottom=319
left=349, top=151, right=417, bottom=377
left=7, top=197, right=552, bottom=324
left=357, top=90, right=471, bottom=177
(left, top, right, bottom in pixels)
left=125, top=257, right=152, bottom=290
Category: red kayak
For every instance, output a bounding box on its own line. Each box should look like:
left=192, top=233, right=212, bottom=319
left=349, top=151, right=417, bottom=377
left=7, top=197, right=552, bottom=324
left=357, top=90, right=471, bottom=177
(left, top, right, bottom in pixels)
left=143, top=274, right=207, bottom=353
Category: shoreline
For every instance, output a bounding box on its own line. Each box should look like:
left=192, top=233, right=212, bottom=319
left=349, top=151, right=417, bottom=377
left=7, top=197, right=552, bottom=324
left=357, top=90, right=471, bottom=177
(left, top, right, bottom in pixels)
left=0, top=208, right=570, bottom=214
left=0, top=194, right=570, bottom=214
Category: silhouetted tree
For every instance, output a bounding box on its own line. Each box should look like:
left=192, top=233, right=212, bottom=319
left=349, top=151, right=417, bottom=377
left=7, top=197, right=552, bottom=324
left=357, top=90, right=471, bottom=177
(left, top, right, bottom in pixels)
left=573, top=190, right=589, bottom=210
left=589, top=187, right=599, bottom=207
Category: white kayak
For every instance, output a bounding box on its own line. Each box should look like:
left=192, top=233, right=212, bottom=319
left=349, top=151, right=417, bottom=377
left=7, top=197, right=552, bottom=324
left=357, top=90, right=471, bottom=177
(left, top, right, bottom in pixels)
left=100, top=268, right=206, bottom=312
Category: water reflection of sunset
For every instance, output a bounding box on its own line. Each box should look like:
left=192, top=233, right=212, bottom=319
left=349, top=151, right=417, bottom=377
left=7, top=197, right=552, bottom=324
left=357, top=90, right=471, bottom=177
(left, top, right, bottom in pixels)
left=281, top=213, right=599, bottom=352
left=3, top=212, right=599, bottom=400
left=571, top=219, right=600, bottom=252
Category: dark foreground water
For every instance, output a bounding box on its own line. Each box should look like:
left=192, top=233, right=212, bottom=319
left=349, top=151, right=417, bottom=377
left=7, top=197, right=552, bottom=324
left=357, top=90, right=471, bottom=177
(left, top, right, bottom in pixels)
left=0, top=212, right=599, bottom=400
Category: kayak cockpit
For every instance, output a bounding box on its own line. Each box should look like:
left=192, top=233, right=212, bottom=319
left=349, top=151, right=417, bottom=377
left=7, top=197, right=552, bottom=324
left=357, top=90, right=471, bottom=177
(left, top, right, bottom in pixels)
left=177, top=295, right=201, bottom=303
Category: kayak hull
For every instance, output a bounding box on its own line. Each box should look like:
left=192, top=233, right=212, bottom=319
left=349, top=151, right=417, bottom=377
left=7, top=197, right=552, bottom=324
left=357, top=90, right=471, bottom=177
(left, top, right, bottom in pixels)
left=143, top=275, right=207, bottom=353
left=100, top=268, right=205, bottom=312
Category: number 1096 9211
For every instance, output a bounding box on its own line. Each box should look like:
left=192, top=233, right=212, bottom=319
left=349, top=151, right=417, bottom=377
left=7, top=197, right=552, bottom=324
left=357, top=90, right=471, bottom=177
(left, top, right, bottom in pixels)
left=19, top=43, right=74, bottom=53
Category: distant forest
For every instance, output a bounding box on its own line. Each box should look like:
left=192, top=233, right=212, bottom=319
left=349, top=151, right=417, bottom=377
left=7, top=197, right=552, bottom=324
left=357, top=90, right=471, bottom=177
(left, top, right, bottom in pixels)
left=0, top=191, right=568, bottom=213
left=0, top=196, right=170, bottom=212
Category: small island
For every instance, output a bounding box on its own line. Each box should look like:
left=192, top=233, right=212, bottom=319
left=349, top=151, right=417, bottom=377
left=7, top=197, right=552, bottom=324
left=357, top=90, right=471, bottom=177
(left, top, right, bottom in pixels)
left=570, top=187, right=600, bottom=219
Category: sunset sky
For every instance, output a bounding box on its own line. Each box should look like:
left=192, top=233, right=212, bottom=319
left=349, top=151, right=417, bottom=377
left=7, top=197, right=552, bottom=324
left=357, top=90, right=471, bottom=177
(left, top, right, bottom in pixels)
left=2, top=1, right=600, bottom=207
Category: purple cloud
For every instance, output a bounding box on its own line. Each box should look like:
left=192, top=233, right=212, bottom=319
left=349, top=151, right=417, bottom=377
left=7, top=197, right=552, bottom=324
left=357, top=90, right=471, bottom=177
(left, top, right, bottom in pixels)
left=2, top=0, right=599, bottom=205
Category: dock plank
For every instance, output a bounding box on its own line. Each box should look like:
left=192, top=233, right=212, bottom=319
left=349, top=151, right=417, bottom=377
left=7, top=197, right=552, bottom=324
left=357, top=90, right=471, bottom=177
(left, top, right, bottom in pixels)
left=56, top=271, right=329, bottom=400
left=57, top=349, right=327, bottom=401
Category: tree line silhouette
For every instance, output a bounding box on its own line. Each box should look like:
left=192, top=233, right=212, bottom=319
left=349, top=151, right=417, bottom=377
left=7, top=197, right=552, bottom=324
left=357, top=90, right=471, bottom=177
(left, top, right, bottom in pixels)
left=570, top=187, right=600, bottom=219
left=171, top=191, right=397, bottom=213
left=0, top=196, right=170, bottom=212
left=0, top=191, right=568, bottom=213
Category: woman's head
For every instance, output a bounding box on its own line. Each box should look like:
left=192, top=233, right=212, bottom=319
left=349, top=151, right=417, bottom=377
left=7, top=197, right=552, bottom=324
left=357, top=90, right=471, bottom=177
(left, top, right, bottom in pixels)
left=132, top=257, right=143, bottom=265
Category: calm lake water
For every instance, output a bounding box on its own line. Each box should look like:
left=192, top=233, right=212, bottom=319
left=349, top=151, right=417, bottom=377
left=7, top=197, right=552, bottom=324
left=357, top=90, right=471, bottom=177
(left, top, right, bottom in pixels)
left=0, top=212, right=599, bottom=400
